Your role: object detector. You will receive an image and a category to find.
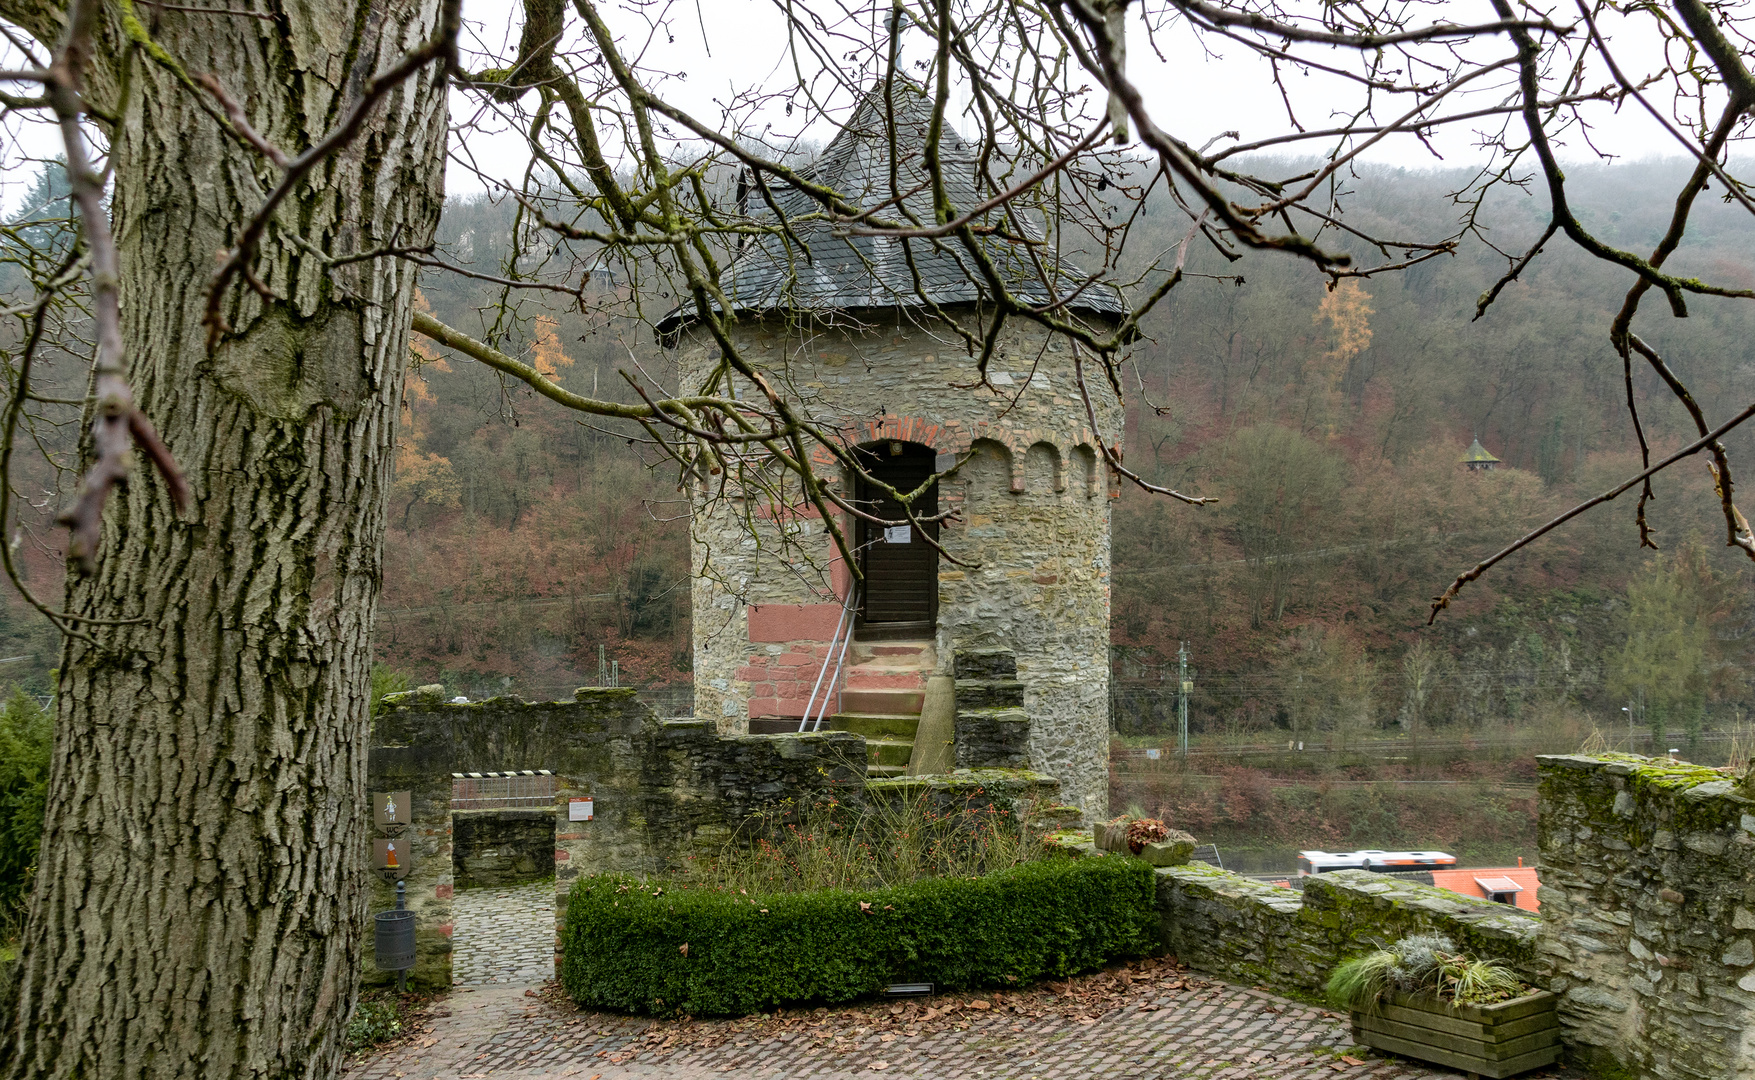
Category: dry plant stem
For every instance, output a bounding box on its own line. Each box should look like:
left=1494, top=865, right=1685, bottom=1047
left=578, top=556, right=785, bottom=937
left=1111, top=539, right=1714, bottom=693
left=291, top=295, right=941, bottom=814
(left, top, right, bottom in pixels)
left=43, top=0, right=189, bottom=574
left=1429, top=399, right=1755, bottom=623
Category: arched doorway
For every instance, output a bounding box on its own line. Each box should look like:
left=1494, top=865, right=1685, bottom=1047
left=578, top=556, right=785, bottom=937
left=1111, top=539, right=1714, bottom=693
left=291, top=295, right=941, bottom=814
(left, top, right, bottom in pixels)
left=852, top=441, right=938, bottom=638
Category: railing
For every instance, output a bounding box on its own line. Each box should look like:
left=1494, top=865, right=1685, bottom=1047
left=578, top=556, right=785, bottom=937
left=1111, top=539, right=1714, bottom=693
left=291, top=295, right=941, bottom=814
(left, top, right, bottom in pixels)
left=450, top=770, right=556, bottom=809
left=800, top=584, right=858, bottom=733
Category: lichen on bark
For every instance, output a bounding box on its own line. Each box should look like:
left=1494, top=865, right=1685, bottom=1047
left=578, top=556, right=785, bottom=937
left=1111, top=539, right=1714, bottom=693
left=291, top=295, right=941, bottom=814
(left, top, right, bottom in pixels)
left=0, top=0, right=449, bottom=1076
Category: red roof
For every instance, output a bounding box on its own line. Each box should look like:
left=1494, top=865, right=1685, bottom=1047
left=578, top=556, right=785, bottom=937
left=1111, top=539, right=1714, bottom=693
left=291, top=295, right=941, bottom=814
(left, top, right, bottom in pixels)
left=1431, top=866, right=1541, bottom=912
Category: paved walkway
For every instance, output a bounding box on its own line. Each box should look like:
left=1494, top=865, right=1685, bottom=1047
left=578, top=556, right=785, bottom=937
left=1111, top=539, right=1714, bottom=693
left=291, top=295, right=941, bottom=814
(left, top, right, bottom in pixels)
left=346, top=957, right=1598, bottom=1080
left=452, top=879, right=556, bottom=987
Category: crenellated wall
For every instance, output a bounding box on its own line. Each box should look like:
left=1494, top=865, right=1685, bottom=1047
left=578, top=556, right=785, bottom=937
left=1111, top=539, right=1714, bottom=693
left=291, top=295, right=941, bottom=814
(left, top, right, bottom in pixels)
left=677, top=311, right=1120, bottom=818
left=1535, top=754, right=1755, bottom=1080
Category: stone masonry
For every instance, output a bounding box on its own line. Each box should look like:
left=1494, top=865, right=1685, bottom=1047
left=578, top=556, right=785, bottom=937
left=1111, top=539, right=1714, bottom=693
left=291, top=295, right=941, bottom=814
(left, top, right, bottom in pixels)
left=679, top=313, right=1120, bottom=820
left=366, top=687, right=865, bottom=989
left=1536, top=753, right=1755, bottom=1080
left=953, top=648, right=1031, bottom=769
left=453, top=810, right=555, bottom=888
left=1152, top=863, right=1541, bottom=997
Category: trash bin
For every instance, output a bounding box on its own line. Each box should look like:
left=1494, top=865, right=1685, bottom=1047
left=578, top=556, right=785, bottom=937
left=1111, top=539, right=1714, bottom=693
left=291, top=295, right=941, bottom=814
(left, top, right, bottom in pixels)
left=374, top=909, right=416, bottom=971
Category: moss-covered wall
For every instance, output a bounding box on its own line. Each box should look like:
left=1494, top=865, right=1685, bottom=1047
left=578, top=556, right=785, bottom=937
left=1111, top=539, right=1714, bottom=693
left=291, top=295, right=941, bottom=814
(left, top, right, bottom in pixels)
left=365, top=687, right=867, bottom=989
left=1154, top=864, right=1539, bottom=999
left=1537, top=754, right=1755, bottom=1080
left=452, top=810, right=555, bottom=888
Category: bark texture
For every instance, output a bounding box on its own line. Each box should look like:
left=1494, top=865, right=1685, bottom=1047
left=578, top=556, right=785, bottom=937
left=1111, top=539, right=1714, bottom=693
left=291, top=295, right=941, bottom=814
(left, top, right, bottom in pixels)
left=1, top=0, right=448, bottom=1075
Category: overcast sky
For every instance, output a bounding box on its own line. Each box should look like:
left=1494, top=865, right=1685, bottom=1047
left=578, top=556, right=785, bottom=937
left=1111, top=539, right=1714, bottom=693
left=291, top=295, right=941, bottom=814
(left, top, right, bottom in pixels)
left=438, top=0, right=1689, bottom=200
left=0, top=0, right=1705, bottom=216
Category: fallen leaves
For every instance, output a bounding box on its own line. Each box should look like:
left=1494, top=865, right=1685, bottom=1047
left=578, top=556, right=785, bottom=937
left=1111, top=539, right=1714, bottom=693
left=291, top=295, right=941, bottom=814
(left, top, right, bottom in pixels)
left=473, top=954, right=1287, bottom=1071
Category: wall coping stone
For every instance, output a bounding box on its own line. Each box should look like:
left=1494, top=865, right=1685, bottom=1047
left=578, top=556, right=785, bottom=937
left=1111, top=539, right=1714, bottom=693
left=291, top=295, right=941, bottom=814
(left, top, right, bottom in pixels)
left=1154, top=860, right=1539, bottom=1001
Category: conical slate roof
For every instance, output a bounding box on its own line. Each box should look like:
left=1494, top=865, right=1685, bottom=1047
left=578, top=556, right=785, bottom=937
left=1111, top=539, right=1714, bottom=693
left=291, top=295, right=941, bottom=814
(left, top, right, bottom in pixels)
left=657, top=83, right=1127, bottom=338
left=1461, top=437, right=1500, bottom=464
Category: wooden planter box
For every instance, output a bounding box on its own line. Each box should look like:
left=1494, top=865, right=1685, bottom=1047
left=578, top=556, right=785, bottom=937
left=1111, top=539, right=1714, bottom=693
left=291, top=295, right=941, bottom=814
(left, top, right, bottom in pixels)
left=1350, top=989, right=1560, bottom=1079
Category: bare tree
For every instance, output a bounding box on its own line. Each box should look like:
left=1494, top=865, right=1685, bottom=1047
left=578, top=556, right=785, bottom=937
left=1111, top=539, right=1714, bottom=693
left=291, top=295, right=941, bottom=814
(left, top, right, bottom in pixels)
left=1, top=0, right=1754, bottom=1076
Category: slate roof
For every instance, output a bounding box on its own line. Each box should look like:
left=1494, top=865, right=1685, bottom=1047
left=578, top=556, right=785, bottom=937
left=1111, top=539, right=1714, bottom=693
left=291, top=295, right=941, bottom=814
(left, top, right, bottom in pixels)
left=657, top=83, right=1127, bottom=338
left=1461, top=437, right=1501, bottom=464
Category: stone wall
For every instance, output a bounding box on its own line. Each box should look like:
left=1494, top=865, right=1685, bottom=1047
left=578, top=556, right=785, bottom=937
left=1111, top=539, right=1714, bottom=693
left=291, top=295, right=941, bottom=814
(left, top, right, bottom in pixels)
left=452, top=810, right=555, bottom=888
left=366, top=687, right=866, bottom=989
left=1536, top=754, right=1755, bottom=1080
left=1154, top=863, right=1540, bottom=999
left=954, top=649, right=1030, bottom=769
left=678, top=312, right=1120, bottom=819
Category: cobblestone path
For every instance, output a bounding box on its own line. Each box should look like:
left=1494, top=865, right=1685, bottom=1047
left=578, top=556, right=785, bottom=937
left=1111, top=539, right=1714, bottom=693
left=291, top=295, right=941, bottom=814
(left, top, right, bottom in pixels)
left=347, top=960, right=1598, bottom=1080
left=451, top=879, right=556, bottom=987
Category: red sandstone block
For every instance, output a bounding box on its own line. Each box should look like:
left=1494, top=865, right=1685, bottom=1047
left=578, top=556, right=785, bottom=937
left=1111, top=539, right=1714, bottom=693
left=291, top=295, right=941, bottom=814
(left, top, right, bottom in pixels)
left=437, top=922, right=453, bottom=937
left=436, top=884, right=453, bottom=899
left=844, top=670, right=927, bottom=690
left=747, top=697, right=781, bottom=716
left=557, top=832, right=585, bottom=841
left=555, top=849, right=570, bottom=861
left=775, top=652, right=813, bottom=667
left=748, top=603, right=842, bottom=643
left=735, top=665, right=768, bottom=681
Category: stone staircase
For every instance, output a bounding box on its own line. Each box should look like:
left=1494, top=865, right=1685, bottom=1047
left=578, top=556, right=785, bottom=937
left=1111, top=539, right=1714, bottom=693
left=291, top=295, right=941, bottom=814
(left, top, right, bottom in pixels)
left=826, top=640, right=934, bottom=778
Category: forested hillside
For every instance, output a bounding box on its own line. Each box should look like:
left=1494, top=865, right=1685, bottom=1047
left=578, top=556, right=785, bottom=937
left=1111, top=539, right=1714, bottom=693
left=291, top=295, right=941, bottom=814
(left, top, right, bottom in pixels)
left=5, top=159, right=1754, bottom=749
left=1111, top=160, right=1755, bottom=754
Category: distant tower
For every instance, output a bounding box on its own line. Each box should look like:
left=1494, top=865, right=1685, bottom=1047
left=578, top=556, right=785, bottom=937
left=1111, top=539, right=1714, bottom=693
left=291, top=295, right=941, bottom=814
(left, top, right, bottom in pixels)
left=1462, top=436, right=1500, bottom=472
left=658, top=82, right=1127, bottom=818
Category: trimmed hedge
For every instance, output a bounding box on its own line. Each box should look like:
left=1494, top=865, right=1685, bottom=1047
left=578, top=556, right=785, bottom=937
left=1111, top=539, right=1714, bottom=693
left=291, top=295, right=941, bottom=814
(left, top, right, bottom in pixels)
left=561, top=855, right=1157, bottom=1016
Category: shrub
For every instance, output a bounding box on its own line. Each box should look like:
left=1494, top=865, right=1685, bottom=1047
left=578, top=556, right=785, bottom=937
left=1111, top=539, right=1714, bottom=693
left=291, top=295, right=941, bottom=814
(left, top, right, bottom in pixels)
left=563, top=855, right=1157, bottom=1016
left=0, top=690, right=51, bottom=914
left=345, top=992, right=404, bottom=1052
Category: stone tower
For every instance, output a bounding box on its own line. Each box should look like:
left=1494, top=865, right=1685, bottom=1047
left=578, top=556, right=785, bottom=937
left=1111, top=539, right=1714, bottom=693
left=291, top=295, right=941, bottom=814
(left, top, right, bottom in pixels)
left=658, top=84, right=1126, bottom=818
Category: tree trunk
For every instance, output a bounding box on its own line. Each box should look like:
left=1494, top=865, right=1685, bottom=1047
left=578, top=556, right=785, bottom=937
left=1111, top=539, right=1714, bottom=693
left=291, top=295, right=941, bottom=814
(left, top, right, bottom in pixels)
left=2, top=0, right=447, bottom=1075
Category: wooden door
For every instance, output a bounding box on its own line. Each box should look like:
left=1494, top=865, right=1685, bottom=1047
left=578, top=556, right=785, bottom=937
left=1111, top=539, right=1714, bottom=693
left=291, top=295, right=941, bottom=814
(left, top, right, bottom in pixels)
left=854, top=443, right=938, bottom=636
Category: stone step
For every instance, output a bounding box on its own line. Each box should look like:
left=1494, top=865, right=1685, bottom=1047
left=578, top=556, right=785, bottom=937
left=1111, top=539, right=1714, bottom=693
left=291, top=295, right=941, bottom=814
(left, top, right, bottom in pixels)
left=864, top=738, right=916, bottom=768
left=748, top=717, right=824, bottom=734
left=842, top=669, right=927, bottom=692
left=848, top=639, right=936, bottom=670
left=827, top=712, right=922, bottom=739
left=867, top=764, right=909, bottom=779
left=954, top=679, right=1025, bottom=711
left=841, top=687, right=926, bottom=716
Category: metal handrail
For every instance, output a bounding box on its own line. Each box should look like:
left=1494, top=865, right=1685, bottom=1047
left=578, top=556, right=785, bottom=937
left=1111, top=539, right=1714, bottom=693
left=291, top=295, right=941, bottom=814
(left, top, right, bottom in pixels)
left=811, top=607, right=856, bottom=732
left=799, top=584, right=858, bottom=733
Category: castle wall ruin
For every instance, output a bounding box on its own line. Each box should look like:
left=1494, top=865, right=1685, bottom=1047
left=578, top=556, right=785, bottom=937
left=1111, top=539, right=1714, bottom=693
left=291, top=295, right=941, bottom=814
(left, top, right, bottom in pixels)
left=1536, top=754, right=1755, bottom=1080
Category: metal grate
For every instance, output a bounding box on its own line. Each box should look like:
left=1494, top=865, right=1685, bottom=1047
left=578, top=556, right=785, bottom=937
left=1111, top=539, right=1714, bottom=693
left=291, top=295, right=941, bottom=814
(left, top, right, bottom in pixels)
left=450, top=771, right=556, bottom=809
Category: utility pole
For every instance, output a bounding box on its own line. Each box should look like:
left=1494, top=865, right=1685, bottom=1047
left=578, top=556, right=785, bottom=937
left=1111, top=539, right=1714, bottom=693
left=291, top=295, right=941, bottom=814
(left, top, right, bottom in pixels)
left=1178, top=643, right=1191, bottom=758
